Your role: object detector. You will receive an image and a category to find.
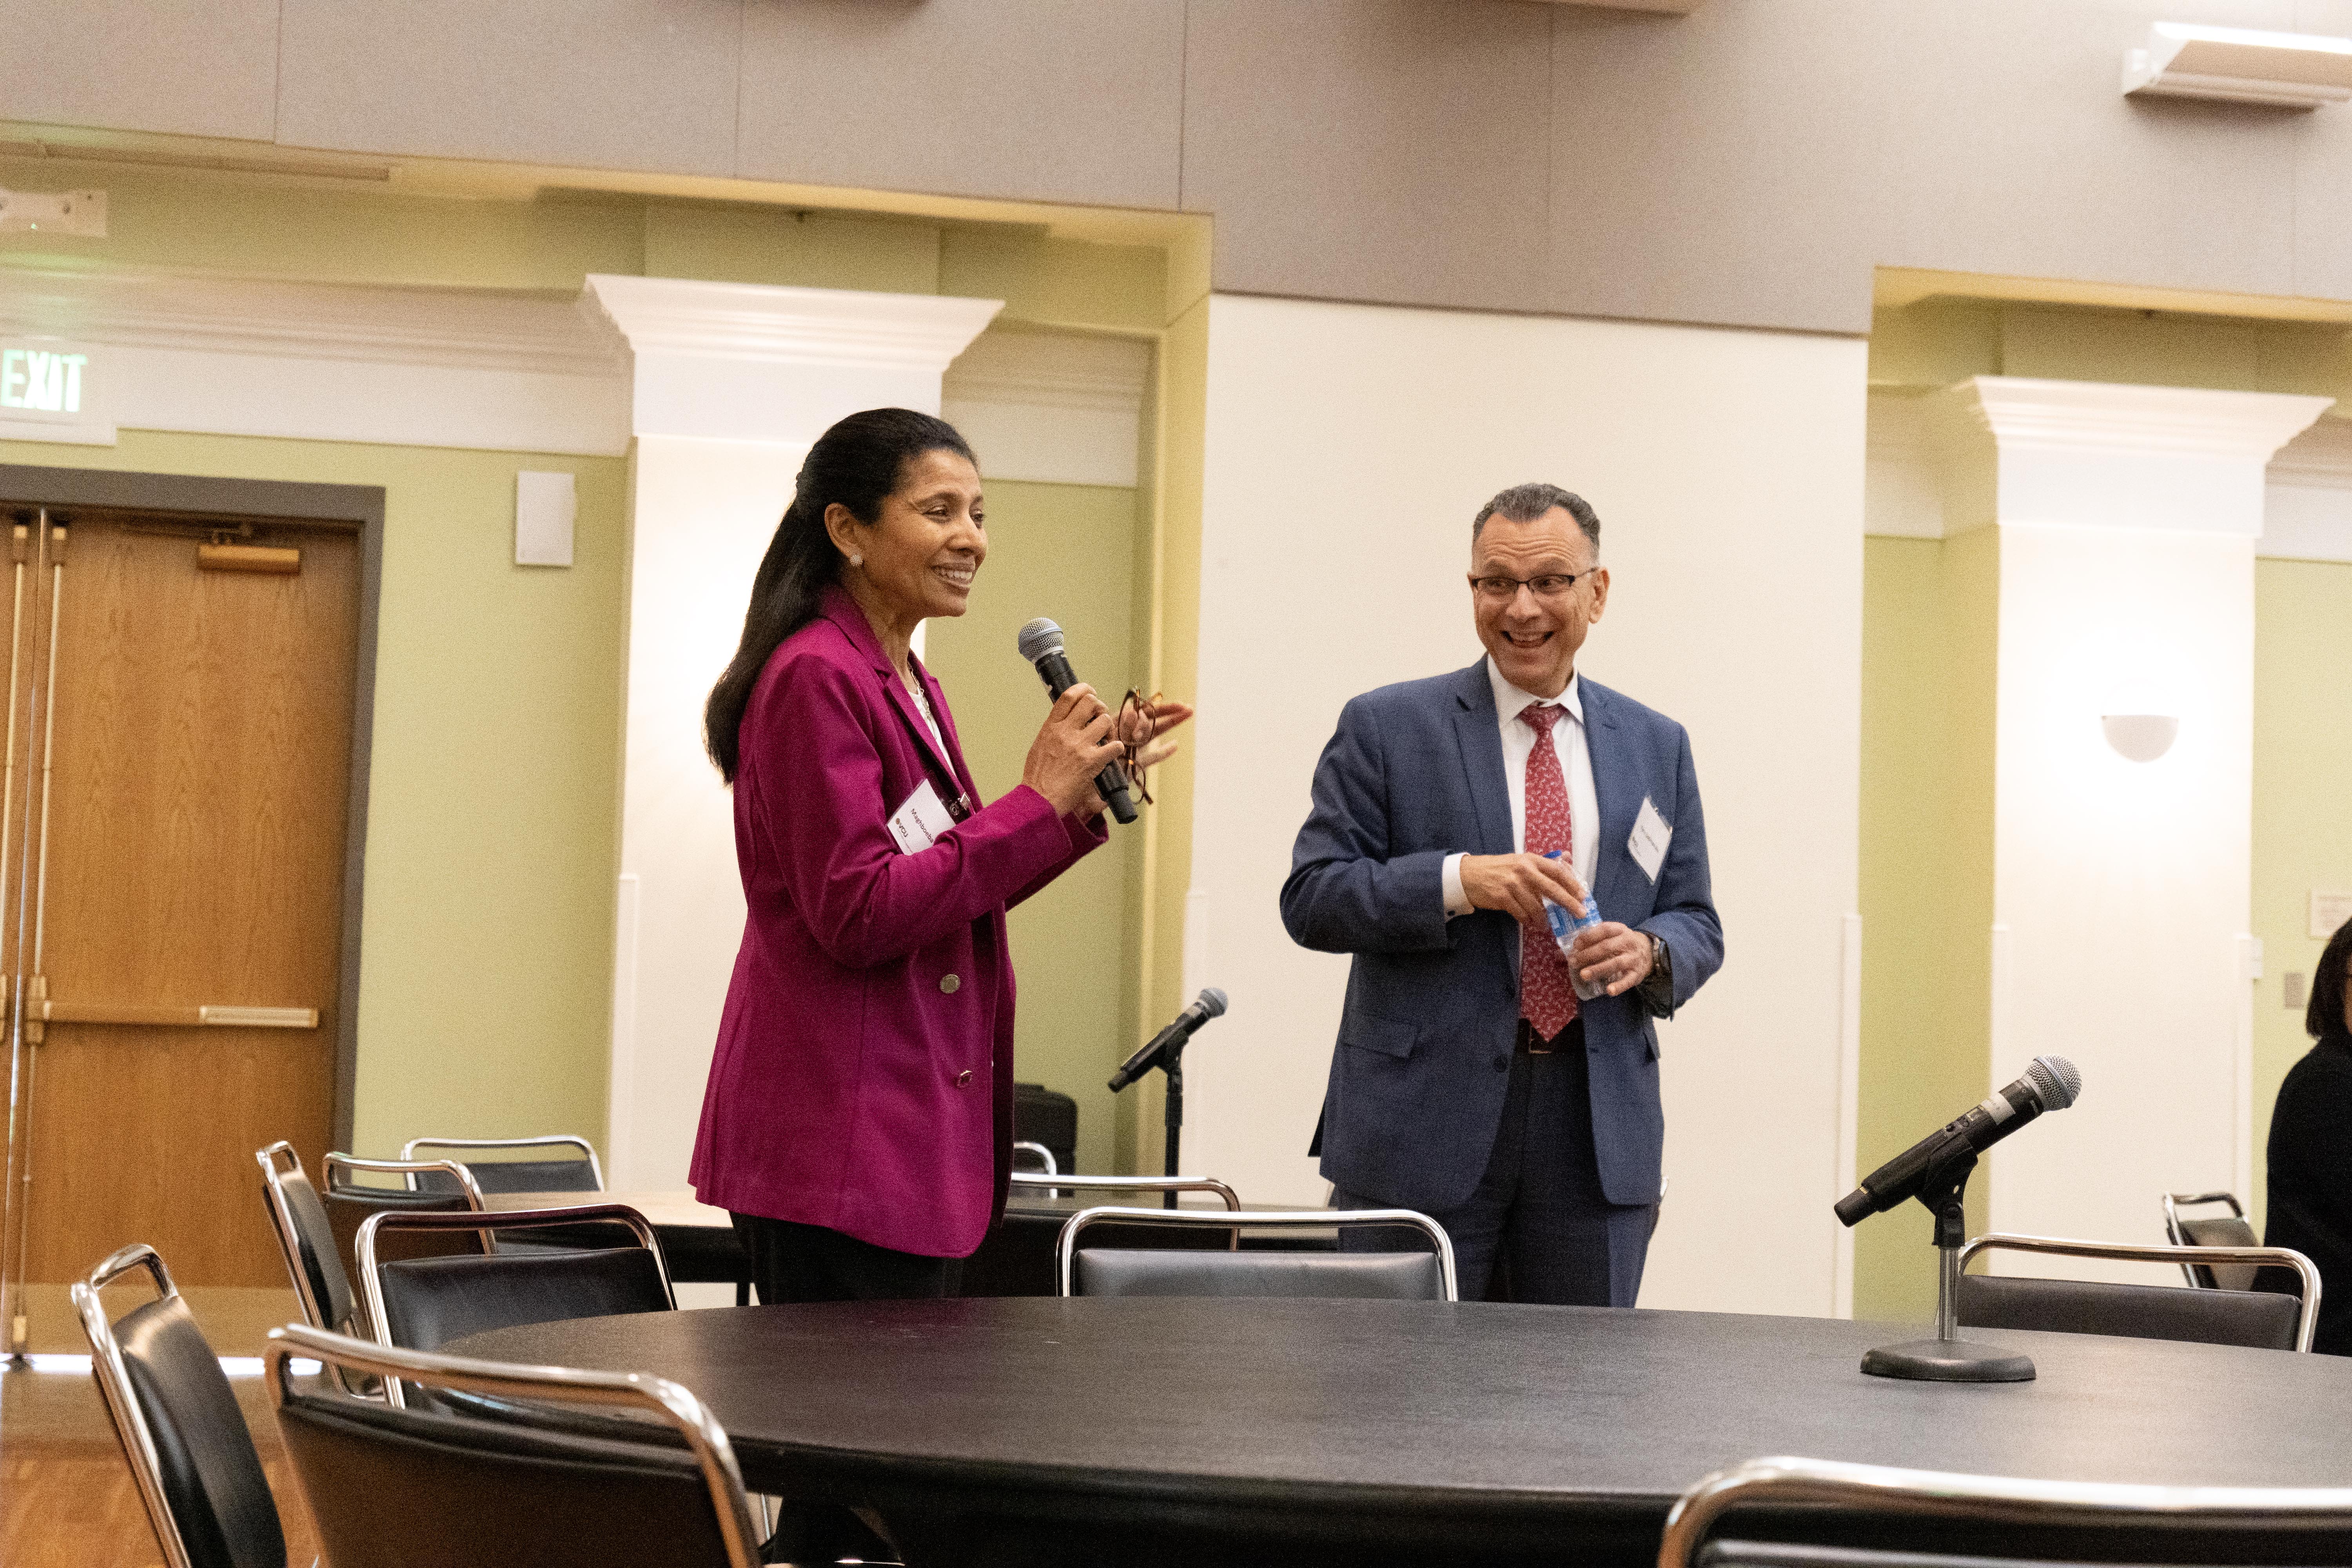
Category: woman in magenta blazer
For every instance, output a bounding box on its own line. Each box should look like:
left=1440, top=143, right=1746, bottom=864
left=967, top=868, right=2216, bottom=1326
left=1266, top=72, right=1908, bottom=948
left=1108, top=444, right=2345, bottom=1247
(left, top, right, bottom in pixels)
left=690, top=408, right=1187, bottom=1304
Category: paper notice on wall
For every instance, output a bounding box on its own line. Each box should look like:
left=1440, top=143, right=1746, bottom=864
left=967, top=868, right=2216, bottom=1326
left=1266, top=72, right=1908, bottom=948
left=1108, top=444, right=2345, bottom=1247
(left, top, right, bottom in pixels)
left=2314, top=891, right=2352, bottom=941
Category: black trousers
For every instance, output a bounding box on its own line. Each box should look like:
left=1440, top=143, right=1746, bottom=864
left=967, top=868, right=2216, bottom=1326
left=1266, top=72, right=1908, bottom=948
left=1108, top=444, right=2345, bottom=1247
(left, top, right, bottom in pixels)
left=729, top=1212, right=962, bottom=1304
left=1335, top=1020, right=1658, bottom=1306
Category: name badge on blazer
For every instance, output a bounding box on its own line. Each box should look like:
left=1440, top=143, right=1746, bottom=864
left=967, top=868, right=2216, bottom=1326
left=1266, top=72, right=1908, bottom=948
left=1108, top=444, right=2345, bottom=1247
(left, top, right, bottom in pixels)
left=1629, top=796, right=1672, bottom=883
left=887, top=780, right=963, bottom=855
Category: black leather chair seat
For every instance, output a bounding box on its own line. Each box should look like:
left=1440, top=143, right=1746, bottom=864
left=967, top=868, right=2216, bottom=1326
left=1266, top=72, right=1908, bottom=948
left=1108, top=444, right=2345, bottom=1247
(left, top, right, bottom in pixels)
left=275, top=1390, right=728, bottom=1568
left=1073, top=1247, right=1446, bottom=1300
left=413, top=1156, right=598, bottom=1196
left=1956, top=1272, right=2301, bottom=1351
left=377, top=1246, right=670, bottom=1354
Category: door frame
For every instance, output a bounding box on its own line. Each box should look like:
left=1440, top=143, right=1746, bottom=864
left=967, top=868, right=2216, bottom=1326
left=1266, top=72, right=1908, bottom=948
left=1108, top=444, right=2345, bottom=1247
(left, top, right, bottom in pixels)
left=0, top=463, right=384, bottom=1149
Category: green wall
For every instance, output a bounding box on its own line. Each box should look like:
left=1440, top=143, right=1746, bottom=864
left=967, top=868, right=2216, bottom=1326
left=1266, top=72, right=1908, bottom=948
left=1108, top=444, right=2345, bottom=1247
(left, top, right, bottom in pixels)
left=2250, top=558, right=2352, bottom=1233
left=924, top=481, right=1145, bottom=1175
left=1856, top=532, right=1998, bottom=1321
left=0, top=428, right=627, bottom=1159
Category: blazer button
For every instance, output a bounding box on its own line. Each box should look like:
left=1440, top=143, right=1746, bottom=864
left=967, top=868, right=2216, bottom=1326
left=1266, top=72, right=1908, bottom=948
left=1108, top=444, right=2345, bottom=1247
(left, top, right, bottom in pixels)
left=940, top=973, right=961, bottom=994
left=1492, top=1054, right=1509, bottom=1073
left=955, top=1069, right=974, bottom=1087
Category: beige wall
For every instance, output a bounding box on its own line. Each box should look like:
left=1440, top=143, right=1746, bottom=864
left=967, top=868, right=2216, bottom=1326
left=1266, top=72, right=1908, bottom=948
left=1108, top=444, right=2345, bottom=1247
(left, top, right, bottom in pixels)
left=17, top=2, right=2352, bottom=335
left=0, top=428, right=627, bottom=1159
left=2251, top=557, right=2352, bottom=1233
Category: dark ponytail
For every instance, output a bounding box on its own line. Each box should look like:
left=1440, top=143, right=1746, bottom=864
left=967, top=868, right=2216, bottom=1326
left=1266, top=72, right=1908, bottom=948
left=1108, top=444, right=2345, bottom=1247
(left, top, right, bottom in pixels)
left=704, top=407, right=976, bottom=782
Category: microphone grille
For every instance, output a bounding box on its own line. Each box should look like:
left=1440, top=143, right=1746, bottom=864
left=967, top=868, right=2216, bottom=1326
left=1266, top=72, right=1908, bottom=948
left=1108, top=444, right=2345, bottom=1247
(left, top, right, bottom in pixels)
left=2024, top=1054, right=2082, bottom=1111
left=1016, top=617, right=1064, bottom=663
left=1198, top=987, right=1228, bottom=1017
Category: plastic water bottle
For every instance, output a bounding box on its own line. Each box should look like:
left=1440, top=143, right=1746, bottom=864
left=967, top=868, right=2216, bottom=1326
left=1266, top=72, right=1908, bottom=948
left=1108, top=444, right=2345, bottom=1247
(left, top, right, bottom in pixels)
left=1541, top=850, right=1608, bottom=1002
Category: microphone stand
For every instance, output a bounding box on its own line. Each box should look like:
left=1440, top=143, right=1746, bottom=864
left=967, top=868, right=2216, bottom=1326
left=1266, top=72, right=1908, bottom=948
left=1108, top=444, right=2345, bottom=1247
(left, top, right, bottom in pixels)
left=1858, top=1151, right=2035, bottom=1382
left=1159, top=1042, right=1186, bottom=1210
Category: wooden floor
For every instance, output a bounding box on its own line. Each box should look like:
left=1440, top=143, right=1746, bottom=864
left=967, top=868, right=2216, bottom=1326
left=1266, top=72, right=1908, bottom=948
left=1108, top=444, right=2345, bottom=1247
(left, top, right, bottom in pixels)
left=0, top=1358, right=321, bottom=1566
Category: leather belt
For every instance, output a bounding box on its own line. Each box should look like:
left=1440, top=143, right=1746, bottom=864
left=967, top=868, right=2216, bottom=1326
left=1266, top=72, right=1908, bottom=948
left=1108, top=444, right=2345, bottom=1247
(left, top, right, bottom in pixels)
left=1516, top=1018, right=1583, bottom=1056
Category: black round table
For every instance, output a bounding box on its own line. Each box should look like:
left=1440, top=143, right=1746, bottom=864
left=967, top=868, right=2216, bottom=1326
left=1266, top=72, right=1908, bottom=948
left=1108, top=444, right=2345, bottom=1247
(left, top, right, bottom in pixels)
left=450, top=1297, right=2352, bottom=1568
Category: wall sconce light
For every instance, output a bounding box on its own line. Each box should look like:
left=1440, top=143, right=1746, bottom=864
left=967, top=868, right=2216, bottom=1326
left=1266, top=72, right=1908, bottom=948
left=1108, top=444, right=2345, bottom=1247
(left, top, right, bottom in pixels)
left=2124, top=24, right=2352, bottom=109
left=2102, top=714, right=2180, bottom=763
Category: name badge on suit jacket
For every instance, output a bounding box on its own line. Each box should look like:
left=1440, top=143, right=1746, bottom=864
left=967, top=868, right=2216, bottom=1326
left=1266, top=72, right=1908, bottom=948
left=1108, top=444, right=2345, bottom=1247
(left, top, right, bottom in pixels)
left=887, top=780, right=965, bottom=854
left=1629, top=796, right=1672, bottom=883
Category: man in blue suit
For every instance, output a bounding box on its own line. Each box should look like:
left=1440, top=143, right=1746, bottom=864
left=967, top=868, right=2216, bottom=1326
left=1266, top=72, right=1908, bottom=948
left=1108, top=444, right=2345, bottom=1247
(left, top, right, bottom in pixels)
left=1281, top=483, right=1723, bottom=1307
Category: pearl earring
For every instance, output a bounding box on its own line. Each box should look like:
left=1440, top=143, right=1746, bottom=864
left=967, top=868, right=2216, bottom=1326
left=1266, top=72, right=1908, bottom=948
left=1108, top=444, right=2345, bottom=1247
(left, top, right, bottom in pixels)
left=849, top=554, right=863, bottom=568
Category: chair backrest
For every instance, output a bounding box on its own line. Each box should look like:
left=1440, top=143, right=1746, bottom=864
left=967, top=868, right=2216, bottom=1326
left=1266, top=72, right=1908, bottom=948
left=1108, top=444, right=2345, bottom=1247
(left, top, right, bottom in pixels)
left=323, top=1154, right=488, bottom=1278
left=355, top=1204, right=674, bottom=1408
left=1956, top=1232, right=2321, bottom=1352
left=400, top=1134, right=604, bottom=1195
left=2164, top=1191, right=2263, bottom=1289
left=265, top=1323, right=760, bottom=1568
left=72, top=1244, right=287, bottom=1568
left=1058, top=1206, right=1457, bottom=1301
left=1010, top=1172, right=1240, bottom=1209
left=255, top=1141, right=355, bottom=1335
left=1011, top=1140, right=1059, bottom=1176
left=1659, top=1455, right=2352, bottom=1568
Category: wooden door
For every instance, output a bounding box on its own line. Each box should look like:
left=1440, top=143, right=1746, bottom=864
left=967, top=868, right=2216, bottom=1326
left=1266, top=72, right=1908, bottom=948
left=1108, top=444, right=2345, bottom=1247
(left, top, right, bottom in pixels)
left=0, top=507, right=358, bottom=1345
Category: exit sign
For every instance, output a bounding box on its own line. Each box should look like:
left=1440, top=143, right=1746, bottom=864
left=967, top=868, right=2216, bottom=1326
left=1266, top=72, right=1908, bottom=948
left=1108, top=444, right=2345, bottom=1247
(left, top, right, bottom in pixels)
left=0, top=340, right=111, bottom=445
left=0, top=347, right=88, bottom=416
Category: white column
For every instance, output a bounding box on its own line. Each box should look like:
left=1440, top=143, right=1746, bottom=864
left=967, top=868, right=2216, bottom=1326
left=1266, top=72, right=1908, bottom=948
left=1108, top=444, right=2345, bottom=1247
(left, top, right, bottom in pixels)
left=1954, top=377, right=2327, bottom=1274
left=581, top=276, right=1000, bottom=1189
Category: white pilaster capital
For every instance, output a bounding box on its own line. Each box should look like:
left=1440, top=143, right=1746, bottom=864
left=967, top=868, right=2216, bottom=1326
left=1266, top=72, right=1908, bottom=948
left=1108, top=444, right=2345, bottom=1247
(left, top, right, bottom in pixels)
left=1958, top=376, right=2330, bottom=462
left=1936, top=376, right=2334, bottom=537
left=579, top=275, right=1002, bottom=444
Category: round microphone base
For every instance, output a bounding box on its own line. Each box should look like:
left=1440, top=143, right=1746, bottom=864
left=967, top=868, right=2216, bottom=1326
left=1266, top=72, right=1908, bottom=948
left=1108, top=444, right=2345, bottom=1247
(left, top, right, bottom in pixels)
left=1860, top=1337, right=2036, bottom=1383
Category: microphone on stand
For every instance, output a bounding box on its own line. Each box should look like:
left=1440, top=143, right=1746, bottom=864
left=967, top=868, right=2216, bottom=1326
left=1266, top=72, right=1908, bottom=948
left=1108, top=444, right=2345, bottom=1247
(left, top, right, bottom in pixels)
left=1834, top=1054, right=2083, bottom=1226
left=1016, top=617, right=1138, bottom=825
left=1110, top=989, right=1228, bottom=1093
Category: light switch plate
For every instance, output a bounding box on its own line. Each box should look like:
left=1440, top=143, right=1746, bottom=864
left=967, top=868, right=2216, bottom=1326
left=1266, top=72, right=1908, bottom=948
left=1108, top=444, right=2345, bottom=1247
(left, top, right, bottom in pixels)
left=2314, top=891, right=2352, bottom=941
left=2286, top=972, right=2309, bottom=1010
left=515, top=470, right=575, bottom=567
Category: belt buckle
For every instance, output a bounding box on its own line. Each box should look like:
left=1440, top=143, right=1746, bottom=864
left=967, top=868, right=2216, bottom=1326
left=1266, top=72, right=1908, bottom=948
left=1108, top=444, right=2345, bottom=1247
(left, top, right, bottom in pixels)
left=1520, top=1022, right=1555, bottom=1056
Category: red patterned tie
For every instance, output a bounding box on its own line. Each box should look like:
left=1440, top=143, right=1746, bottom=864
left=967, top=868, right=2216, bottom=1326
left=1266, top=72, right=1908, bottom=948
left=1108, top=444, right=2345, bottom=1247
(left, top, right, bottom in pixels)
left=1518, top=703, right=1579, bottom=1039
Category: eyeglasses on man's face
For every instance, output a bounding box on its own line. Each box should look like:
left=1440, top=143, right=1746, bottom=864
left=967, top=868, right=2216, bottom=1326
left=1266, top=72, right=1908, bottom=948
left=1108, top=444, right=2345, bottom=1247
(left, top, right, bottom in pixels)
left=1466, top=569, right=1597, bottom=601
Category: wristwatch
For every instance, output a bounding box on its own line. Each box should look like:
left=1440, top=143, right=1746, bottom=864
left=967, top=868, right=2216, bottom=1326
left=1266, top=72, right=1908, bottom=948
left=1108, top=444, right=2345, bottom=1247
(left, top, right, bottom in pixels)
left=1638, top=933, right=1675, bottom=1016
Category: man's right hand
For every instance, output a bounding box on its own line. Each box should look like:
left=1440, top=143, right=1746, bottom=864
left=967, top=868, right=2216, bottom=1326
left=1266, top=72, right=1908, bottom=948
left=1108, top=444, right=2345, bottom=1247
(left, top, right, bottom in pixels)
left=1460, top=853, right=1588, bottom=927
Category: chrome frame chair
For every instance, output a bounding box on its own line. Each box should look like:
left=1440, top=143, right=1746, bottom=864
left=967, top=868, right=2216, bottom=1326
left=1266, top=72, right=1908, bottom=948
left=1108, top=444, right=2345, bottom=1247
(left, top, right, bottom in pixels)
left=354, top=1203, right=674, bottom=1407
left=398, top=1134, right=605, bottom=1192
left=73, top=1243, right=290, bottom=1568
left=1056, top=1205, right=1459, bottom=1300
left=2163, top=1190, right=2257, bottom=1287
left=324, top=1151, right=488, bottom=1212
left=1958, top=1232, right=2321, bottom=1352
left=1011, top=1140, right=1060, bottom=1176
left=1010, top=1171, right=1241, bottom=1212
left=1659, top=1455, right=2352, bottom=1568
left=265, top=1321, right=762, bottom=1568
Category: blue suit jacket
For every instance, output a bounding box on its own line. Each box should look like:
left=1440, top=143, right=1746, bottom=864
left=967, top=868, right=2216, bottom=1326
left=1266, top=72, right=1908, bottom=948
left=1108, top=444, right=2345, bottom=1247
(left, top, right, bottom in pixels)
left=1281, top=659, right=1724, bottom=1212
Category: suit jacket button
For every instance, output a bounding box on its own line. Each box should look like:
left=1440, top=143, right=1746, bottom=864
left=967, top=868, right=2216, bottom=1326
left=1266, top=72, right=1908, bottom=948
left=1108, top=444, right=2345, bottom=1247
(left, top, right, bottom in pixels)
left=955, top=1069, right=974, bottom=1087
left=940, top=973, right=961, bottom=994
left=1492, top=1054, right=1508, bottom=1073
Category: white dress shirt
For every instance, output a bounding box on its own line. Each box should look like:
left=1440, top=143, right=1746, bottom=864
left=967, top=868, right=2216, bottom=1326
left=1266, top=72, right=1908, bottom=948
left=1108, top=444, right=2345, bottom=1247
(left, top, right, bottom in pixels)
left=1441, top=658, right=1600, bottom=917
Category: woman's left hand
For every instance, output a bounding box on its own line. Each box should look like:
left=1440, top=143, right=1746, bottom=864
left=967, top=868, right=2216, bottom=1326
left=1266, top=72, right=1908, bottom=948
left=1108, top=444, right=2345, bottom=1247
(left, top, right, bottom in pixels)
left=1119, top=693, right=1195, bottom=773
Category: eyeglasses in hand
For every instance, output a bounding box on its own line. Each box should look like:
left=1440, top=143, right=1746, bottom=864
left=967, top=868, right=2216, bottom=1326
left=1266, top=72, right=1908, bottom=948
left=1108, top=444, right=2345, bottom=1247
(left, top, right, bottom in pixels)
left=1116, top=689, right=1164, bottom=806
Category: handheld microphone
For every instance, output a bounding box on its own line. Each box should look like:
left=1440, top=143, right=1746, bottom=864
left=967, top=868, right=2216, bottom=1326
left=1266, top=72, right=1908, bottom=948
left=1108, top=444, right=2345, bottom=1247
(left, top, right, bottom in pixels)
left=1016, top=617, right=1138, bottom=824
left=1109, top=988, right=1228, bottom=1092
left=1834, top=1054, right=2082, bottom=1226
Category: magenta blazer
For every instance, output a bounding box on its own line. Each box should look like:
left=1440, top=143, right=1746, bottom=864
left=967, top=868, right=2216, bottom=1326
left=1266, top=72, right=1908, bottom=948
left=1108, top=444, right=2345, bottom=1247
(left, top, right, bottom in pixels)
left=689, top=587, right=1105, bottom=1257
